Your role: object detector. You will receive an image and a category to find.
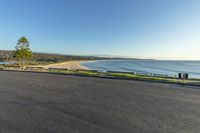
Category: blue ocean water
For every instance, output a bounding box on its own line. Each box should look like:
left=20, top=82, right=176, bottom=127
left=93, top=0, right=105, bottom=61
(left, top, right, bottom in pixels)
left=81, top=60, right=200, bottom=78
left=0, top=62, right=13, bottom=65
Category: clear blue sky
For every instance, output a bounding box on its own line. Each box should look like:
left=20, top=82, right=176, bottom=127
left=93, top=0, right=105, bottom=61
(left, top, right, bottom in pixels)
left=0, top=0, right=199, bottom=60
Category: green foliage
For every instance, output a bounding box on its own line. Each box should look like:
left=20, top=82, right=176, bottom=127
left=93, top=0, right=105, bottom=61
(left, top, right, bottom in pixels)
left=15, top=48, right=32, bottom=60
left=14, top=36, right=32, bottom=69
left=16, top=36, right=29, bottom=49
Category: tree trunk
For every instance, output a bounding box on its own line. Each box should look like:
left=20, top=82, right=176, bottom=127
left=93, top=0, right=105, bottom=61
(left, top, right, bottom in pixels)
left=22, top=57, right=25, bottom=70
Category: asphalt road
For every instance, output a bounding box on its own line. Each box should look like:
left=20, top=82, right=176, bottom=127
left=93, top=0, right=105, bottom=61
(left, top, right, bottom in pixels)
left=0, top=71, right=199, bottom=133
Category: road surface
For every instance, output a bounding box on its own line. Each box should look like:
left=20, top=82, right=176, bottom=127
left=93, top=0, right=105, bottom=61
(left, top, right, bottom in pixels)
left=0, top=71, right=199, bottom=133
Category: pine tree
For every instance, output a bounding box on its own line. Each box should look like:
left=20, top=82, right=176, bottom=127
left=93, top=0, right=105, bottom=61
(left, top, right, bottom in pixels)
left=15, top=36, right=32, bottom=70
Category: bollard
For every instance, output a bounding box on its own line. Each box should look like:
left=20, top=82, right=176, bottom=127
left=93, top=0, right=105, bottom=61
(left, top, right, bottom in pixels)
left=178, top=73, right=182, bottom=79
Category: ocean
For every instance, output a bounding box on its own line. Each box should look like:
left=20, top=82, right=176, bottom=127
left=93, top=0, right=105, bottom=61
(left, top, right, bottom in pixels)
left=81, top=60, right=200, bottom=78
left=0, top=62, right=14, bottom=65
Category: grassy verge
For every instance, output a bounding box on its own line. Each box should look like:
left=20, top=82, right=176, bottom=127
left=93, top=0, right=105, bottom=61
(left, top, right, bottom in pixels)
left=44, top=69, right=200, bottom=85
left=109, top=73, right=191, bottom=83
left=1, top=66, right=200, bottom=85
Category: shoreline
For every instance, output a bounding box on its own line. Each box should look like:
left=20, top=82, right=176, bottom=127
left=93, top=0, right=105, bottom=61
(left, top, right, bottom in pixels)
left=35, top=60, right=91, bottom=70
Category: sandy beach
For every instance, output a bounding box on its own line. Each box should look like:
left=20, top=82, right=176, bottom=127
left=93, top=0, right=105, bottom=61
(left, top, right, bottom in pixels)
left=35, top=60, right=90, bottom=70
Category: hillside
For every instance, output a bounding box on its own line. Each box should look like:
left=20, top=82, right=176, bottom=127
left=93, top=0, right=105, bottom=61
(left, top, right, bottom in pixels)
left=0, top=50, right=106, bottom=63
